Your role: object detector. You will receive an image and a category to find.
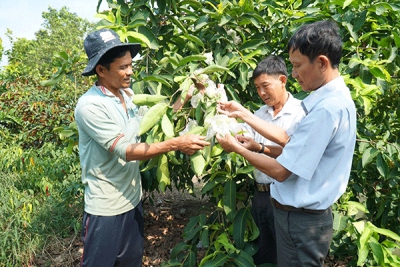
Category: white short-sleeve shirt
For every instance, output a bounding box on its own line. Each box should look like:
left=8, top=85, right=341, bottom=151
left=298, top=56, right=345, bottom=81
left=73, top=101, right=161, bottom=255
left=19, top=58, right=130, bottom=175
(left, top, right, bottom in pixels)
left=244, top=93, right=305, bottom=184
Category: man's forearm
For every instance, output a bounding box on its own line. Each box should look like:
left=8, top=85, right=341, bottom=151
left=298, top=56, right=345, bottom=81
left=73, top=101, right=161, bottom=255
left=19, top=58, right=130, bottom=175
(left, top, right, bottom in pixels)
left=244, top=115, right=289, bottom=147
left=237, top=145, right=291, bottom=182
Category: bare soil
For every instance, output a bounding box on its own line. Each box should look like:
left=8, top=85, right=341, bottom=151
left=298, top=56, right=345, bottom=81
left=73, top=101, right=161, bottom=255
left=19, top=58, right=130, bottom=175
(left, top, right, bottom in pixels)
left=32, top=187, right=212, bottom=267
left=32, top=187, right=348, bottom=267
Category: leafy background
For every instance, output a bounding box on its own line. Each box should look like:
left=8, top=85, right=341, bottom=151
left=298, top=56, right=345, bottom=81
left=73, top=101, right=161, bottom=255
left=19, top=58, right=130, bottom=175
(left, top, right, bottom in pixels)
left=0, top=0, right=399, bottom=266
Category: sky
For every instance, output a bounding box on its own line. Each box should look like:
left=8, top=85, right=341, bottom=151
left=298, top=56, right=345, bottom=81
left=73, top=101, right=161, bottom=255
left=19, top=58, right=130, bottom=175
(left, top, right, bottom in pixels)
left=0, top=0, right=109, bottom=66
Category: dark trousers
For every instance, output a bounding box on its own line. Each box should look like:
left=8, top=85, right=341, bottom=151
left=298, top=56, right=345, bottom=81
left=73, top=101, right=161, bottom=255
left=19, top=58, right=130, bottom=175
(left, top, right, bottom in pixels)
left=81, top=202, right=144, bottom=267
left=273, top=206, right=333, bottom=267
left=251, top=190, right=277, bottom=265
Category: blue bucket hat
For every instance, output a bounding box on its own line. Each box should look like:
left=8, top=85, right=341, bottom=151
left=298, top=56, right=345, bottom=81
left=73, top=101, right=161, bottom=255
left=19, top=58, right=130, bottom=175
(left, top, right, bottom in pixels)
left=82, top=28, right=141, bottom=76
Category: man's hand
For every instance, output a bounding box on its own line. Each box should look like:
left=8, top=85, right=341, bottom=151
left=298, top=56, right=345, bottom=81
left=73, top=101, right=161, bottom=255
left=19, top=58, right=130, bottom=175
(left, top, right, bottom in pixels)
left=217, top=100, right=252, bottom=120
left=236, top=135, right=259, bottom=152
left=177, top=134, right=210, bottom=155
left=215, top=133, right=242, bottom=153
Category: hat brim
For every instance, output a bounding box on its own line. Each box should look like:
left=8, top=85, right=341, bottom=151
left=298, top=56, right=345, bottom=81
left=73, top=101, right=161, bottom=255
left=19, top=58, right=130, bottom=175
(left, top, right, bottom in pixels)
left=82, top=43, right=141, bottom=76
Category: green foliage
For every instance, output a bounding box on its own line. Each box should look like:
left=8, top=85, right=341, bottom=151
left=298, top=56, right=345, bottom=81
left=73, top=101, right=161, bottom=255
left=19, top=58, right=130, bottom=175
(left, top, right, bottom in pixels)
left=2, top=7, right=94, bottom=90
left=0, top=172, right=39, bottom=266
left=92, top=0, right=400, bottom=265
left=0, top=142, right=82, bottom=266
left=0, top=7, right=89, bottom=266
left=332, top=194, right=400, bottom=266
left=0, top=0, right=399, bottom=265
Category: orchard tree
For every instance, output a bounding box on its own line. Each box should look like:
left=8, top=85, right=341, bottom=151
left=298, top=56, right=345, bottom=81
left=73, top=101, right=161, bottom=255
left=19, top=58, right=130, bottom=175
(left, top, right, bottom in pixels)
left=51, top=0, right=400, bottom=265
left=4, top=7, right=94, bottom=86
left=0, top=7, right=94, bottom=148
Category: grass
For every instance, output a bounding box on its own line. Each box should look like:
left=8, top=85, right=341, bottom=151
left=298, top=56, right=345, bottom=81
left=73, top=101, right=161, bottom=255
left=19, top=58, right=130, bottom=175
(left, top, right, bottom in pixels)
left=0, top=144, right=83, bottom=267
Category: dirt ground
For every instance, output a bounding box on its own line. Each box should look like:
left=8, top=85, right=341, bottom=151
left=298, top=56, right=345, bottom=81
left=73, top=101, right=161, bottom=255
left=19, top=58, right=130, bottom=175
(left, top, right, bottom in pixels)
left=32, top=186, right=347, bottom=267
left=32, top=186, right=212, bottom=267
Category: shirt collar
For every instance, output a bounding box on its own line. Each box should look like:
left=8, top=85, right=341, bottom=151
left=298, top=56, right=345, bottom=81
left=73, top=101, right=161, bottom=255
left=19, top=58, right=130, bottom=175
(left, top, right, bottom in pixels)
left=95, top=83, right=134, bottom=98
left=301, top=76, right=347, bottom=114
left=265, top=93, right=298, bottom=118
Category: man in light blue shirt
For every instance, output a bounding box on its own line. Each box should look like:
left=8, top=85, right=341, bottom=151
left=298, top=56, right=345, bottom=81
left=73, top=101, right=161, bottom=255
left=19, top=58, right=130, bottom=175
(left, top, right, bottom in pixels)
left=216, top=20, right=356, bottom=266
left=75, top=28, right=209, bottom=267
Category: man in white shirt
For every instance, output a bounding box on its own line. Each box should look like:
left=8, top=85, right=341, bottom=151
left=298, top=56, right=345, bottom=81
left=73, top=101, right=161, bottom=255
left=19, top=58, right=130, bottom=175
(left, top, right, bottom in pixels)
left=238, top=55, right=305, bottom=265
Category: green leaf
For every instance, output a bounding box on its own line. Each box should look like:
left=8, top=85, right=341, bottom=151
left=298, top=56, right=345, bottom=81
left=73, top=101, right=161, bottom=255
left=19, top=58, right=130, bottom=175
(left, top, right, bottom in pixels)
left=233, top=208, right=250, bottom=249
left=196, top=64, right=229, bottom=75
left=140, top=156, right=159, bottom=172
left=361, top=147, right=379, bottom=167
left=185, top=34, right=204, bottom=48
left=138, top=102, right=168, bottom=135
left=369, top=240, right=384, bottom=266
left=357, top=225, right=372, bottom=266
left=161, top=114, right=174, bottom=139
left=231, top=251, right=256, bottom=267
left=239, top=39, right=266, bottom=51
left=179, top=55, right=207, bottom=66
left=186, top=126, right=206, bottom=135
left=368, top=222, right=400, bottom=242
left=170, top=242, right=191, bottom=259
left=190, top=150, right=206, bottom=176
left=216, top=232, right=237, bottom=253
left=136, top=26, right=159, bottom=50
left=126, top=31, right=152, bottom=48
left=167, top=15, right=187, bottom=34
left=41, top=73, right=64, bottom=86
left=343, top=0, right=353, bottom=9
left=201, top=175, right=226, bottom=194
left=223, top=179, right=236, bottom=222
left=346, top=201, right=368, bottom=216
left=132, top=94, right=168, bottom=106
left=201, top=228, right=210, bottom=248
left=199, top=252, right=229, bottom=267
left=236, top=165, right=255, bottom=175
left=143, top=75, right=172, bottom=88
left=376, top=153, right=388, bottom=178
left=156, top=154, right=170, bottom=192
left=183, top=215, right=204, bottom=241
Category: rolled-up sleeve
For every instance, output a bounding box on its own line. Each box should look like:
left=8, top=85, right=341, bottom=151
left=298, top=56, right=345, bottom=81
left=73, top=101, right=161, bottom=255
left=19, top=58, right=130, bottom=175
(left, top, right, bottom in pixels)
left=75, top=103, right=131, bottom=161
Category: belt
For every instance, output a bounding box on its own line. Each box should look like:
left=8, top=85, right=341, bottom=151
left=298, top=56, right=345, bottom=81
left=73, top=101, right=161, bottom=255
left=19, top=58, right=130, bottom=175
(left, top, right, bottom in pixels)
left=255, top=182, right=271, bottom=192
left=270, top=198, right=326, bottom=214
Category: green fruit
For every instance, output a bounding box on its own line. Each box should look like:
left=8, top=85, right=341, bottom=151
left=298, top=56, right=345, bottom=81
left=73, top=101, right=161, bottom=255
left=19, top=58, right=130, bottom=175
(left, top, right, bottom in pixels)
left=133, top=94, right=168, bottom=106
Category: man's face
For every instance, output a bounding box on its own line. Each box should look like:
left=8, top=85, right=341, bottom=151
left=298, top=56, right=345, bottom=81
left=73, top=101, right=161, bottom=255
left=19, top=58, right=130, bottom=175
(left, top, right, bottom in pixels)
left=254, top=73, right=286, bottom=108
left=289, top=49, right=324, bottom=92
left=101, top=51, right=133, bottom=91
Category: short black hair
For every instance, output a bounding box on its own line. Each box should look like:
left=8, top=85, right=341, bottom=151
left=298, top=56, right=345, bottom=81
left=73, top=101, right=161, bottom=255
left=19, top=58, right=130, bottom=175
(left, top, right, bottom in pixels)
left=96, top=46, right=132, bottom=71
left=252, top=55, right=288, bottom=80
left=288, top=20, right=343, bottom=68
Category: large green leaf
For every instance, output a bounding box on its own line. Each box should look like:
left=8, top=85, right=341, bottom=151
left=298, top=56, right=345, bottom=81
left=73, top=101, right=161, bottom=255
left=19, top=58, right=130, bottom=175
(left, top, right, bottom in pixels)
left=199, top=252, right=229, bottom=267
left=161, top=114, right=174, bottom=139
left=223, top=179, right=236, bottom=222
left=156, top=154, right=170, bottom=192
left=190, top=150, right=206, bottom=176
left=233, top=208, right=250, bottom=250
left=231, top=251, right=256, bottom=267
left=138, top=102, right=168, bottom=135
left=361, top=147, right=379, bottom=167
left=179, top=55, right=207, bottom=66
left=143, top=75, right=172, bottom=87
left=197, top=64, right=229, bottom=75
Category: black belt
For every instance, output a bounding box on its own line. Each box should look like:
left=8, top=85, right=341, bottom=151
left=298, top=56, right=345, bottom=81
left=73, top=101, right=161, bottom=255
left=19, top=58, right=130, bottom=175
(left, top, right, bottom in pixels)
left=255, top=182, right=271, bottom=192
left=270, top=198, right=326, bottom=214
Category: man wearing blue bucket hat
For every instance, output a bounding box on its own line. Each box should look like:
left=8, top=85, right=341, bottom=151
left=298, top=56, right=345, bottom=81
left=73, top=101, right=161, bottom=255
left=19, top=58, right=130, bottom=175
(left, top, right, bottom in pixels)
left=75, top=28, right=210, bottom=267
